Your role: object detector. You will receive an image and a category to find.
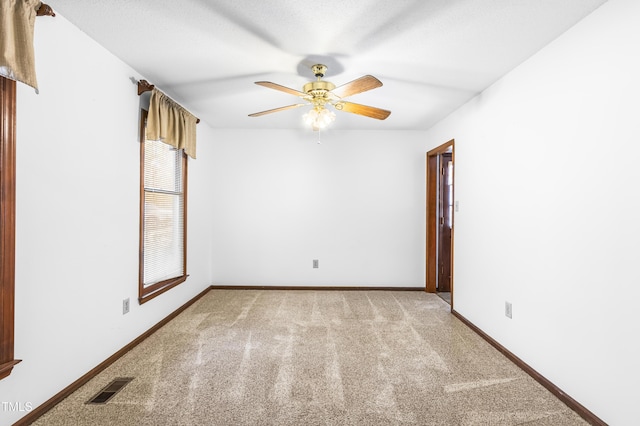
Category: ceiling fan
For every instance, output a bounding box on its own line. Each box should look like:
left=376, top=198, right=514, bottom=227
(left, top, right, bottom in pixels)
left=248, top=64, right=391, bottom=130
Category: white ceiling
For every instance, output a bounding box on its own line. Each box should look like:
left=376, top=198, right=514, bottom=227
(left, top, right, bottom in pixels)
left=47, top=0, right=608, bottom=131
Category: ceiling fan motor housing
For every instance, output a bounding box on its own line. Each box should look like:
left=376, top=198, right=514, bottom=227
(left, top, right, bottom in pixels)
left=304, top=65, right=336, bottom=105
left=303, top=80, right=336, bottom=94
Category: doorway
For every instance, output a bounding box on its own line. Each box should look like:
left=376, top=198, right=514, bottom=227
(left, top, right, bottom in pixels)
left=426, top=140, right=454, bottom=306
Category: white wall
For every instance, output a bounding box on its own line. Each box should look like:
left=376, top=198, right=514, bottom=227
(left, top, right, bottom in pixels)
left=209, top=129, right=428, bottom=287
left=0, top=14, right=213, bottom=425
left=425, top=0, right=640, bottom=424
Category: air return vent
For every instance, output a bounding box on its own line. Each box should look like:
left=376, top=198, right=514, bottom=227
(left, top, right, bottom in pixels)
left=86, top=377, right=134, bottom=404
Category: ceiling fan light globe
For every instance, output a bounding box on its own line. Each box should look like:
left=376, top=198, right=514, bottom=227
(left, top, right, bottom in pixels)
left=303, top=109, right=319, bottom=125
left=320, top=108, right=335, bottom=120
left=318, top=108, right=336, bottom=127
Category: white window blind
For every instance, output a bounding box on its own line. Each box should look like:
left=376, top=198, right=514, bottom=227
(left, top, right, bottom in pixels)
left=142, top=138, right=184, bottom=286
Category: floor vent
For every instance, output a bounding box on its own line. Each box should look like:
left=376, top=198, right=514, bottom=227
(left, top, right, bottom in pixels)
left=86, top=377, right=134, bottom=404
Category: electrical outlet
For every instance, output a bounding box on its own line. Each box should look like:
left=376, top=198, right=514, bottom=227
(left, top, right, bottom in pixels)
left=123, top=298, right=130, bottom=315
left=505, top=301, right=512, bottom=319
left=313, top=259, right=319, bottom=269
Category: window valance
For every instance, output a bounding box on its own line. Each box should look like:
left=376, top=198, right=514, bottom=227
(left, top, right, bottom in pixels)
left=0, top=0, right=42, bottom=91
left=146, top=88, right=197, bottom=159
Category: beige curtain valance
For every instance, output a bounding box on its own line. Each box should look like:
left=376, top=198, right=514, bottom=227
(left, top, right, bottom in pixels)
left=146, top=88, right=197, bottom=159
left=0, top=0, right=42, bottom=91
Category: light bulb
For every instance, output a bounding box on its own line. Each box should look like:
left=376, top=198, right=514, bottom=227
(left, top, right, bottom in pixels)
left=303, top=109, right=319, bottom=126
left=304, top=106, right=335, bottom=130
left=318, top=109, right=335, bottom=126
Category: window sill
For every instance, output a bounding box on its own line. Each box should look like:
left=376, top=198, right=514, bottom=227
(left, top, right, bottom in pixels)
left=0, top=359, right=22, bottom=381
left=139, top=275, right=188, bottom=305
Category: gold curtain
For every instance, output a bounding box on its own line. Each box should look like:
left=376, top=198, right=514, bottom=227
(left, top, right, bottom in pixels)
left=0, top=0, right=42, bottom=91
left=146, top=88, right=197, bottom=159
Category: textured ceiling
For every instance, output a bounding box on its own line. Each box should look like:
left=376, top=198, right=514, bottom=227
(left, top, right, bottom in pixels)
left=46, top=0, right=608, bottom=131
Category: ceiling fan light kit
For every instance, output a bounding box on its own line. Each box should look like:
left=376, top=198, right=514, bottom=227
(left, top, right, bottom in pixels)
left=249, top=64, right=391, bottom=131
left=303, top=107, right=336, bottom=131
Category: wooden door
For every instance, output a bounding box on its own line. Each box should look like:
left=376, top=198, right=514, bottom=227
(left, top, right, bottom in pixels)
left=438, top=153, right=453, bottom=292
left=426, top=140, right=454, bottom=302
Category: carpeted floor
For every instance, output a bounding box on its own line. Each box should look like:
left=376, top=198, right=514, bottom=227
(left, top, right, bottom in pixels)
left=32, top=290, right=587, bottom=425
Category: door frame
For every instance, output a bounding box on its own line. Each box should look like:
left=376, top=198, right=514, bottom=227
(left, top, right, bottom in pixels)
left=426, top=140, right=455, bottom=303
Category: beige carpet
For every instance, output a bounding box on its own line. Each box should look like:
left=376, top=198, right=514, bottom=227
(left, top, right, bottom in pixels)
left=32, top=290, right=586, bottom=425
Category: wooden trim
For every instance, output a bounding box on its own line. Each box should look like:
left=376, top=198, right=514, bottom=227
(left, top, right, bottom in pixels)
left=0, top=359, right=21, bottom=381
left=14, top=286, right=212, bottom=426
left=425, top=139, right=455, bottom=297
left=425, top=153, right=438, bottom=293
left=451, top=310, right=607, bottom=426
left=209, top=285, right=425, bottom=291
left=138, top=110, right=146, bottom=302
left=0, top=76, right=21, bottom=380
left=449, top=145, right=455, bottom=308
left=139, top=275, right=188, bottom=305
left=182, top=150, right=188, bottom=289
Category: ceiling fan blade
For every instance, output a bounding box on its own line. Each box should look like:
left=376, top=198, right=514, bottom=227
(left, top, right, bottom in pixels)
left=248, top=104, right=307, bottom=117
left=335, top=101, right=391, bottom=120
left=255, top=81, right=308, bottom=97
left=331, top=75, right=383, bottom=99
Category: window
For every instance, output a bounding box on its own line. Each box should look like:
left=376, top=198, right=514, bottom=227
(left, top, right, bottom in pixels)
left=139, top=110, right=187, bottom=303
